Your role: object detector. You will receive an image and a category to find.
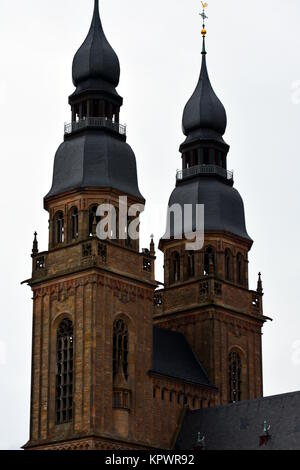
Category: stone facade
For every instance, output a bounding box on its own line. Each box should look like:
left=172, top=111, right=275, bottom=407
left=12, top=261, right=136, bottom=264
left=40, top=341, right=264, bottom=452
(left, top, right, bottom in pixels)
left=24, top=195, right=264, bottom=449
left=25, top=189, right=219, bottom=451
left=156, top=234, right=266, bottom=406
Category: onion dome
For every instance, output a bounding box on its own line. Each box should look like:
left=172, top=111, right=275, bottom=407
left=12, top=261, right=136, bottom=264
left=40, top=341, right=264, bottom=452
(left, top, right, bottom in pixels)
left=182, top=39, right=227, bottom=143
left=72, top=0, right=120, bottom=90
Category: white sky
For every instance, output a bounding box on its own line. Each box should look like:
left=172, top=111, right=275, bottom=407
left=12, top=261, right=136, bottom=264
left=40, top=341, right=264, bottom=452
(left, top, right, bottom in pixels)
left=1, top=0, right=300, bottom=450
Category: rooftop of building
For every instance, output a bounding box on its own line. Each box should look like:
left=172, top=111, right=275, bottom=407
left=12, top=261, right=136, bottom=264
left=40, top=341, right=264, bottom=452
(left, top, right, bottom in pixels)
left=176, top=390, right=300, bottom=450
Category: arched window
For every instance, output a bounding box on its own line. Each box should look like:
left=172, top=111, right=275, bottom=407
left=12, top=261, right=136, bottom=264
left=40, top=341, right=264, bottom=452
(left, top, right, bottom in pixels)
left=172, top=252, right=181, bottom=283
left=70, top=207, right=79, bottom=240
left=225, top=249, right=232, bottom=281
left=113, top=319, right=129, bottom=380
left=237, top=253, right=243, bottom=284
left=54, top=211, right=64, bottom=244
left=204, top=246, right=215, bottom=276
left=56, top=319, right=73, bottom=424
left=229, top=351, right=242, bottom=403
left=187, top=251, right=195, bottom=278
left=89, top=204, right=100, bottom=237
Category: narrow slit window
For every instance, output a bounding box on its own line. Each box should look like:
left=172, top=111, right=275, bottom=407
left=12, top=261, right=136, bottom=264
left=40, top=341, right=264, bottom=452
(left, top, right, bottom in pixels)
left=187, top=251, right=195, bottom=278
left=204, top=246, right=215, bottom=276
left=172, top=252, right=181, bottom=283
left=225, top=249, right=231, bottom=281
left=237, top=253, right=243, bottom=284
left=89, top=205, right=100, bottom=237
left=71, top=207, right=79, bottom=240
left=55, top=211, right=65, bottom=244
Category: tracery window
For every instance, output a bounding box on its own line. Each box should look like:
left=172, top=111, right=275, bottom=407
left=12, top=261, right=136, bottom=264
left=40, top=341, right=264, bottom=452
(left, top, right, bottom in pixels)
left=113, top=319, right=129, bottom=380
left=56, top=319, right=73, bottom=424
left=229, top=351, right=242, bottom=403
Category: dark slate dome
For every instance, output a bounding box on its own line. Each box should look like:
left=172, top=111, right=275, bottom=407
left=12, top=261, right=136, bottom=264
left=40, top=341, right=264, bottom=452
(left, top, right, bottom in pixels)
left=45, top=133, right=144, bottom=202
left=182, top=48, right=227, bottom=139
left=165, top=177, right=251, bottom=242
left=72, top=0, right=120, bottom=89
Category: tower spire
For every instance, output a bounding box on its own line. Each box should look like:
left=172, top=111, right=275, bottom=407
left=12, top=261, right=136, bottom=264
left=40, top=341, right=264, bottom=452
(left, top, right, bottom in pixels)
left=72, top=0, right=120, bottom=89
left=200, top=2, right=208, bottom=54
left=92, top=0, right=100, bottom=25
left=45, top=0, right=144, bottom=205
left=181, top=1, right=227, bottom=148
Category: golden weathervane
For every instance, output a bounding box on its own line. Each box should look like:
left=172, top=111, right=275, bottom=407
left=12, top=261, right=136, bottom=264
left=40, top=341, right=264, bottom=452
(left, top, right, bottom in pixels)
left=200, top=2, right=208, bottom=37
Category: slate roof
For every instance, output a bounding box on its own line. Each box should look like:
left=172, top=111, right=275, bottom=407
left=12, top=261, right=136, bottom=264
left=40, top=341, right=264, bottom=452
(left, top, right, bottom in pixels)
left=45, top=132, right=144, bottom=202
left=152, top=327, right=214, bottom=388
left=176, top=391, right=300, bottom=450
left=165, top=176, right=252, bottom=242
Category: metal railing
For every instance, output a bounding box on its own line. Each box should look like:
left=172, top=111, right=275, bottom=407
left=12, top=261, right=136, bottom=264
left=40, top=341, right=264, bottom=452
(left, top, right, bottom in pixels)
left=64, top=117, right=127, bottom=136
left=176, top=164, right=233, bottom=182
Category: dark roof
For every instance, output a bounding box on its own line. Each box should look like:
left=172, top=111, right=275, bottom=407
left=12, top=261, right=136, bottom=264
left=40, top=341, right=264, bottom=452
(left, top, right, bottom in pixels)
left=176, top=391, right=300, bottom=450
left=45, top=132, right=144, bottom=202
left=164, top=176, right=252, bottom=242
left=72, top=0, right=120, bottom=91
left=152, top=327, right=213, bottom=388
left=182, top=41, right=227, bottom=142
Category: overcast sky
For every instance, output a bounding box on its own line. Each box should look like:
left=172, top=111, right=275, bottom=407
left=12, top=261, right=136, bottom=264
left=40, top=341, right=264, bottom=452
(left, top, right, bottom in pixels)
left=1, top=0, right=300, bottom=450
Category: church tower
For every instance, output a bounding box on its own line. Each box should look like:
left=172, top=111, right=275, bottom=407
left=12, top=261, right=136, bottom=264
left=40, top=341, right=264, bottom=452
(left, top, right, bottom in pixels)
left=156, top=7, right=268, bottom=406
left=23, top=1, right=271, bottom=452
left=23, top=1, right=157, bottom=450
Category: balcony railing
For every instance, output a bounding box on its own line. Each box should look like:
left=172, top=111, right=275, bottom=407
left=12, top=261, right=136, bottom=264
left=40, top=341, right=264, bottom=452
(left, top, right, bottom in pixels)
left=64, top=117, right=127, bottom=136
left=176, top=164, right=234, bottom=182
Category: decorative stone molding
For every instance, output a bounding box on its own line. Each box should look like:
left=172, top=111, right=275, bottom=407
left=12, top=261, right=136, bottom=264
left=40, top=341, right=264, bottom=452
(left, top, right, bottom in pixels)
left=33, top=274, right=153, bottom=305
left=27, top=437, right=149, bottom=451
left=103, top=276, right=153, bottom=302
